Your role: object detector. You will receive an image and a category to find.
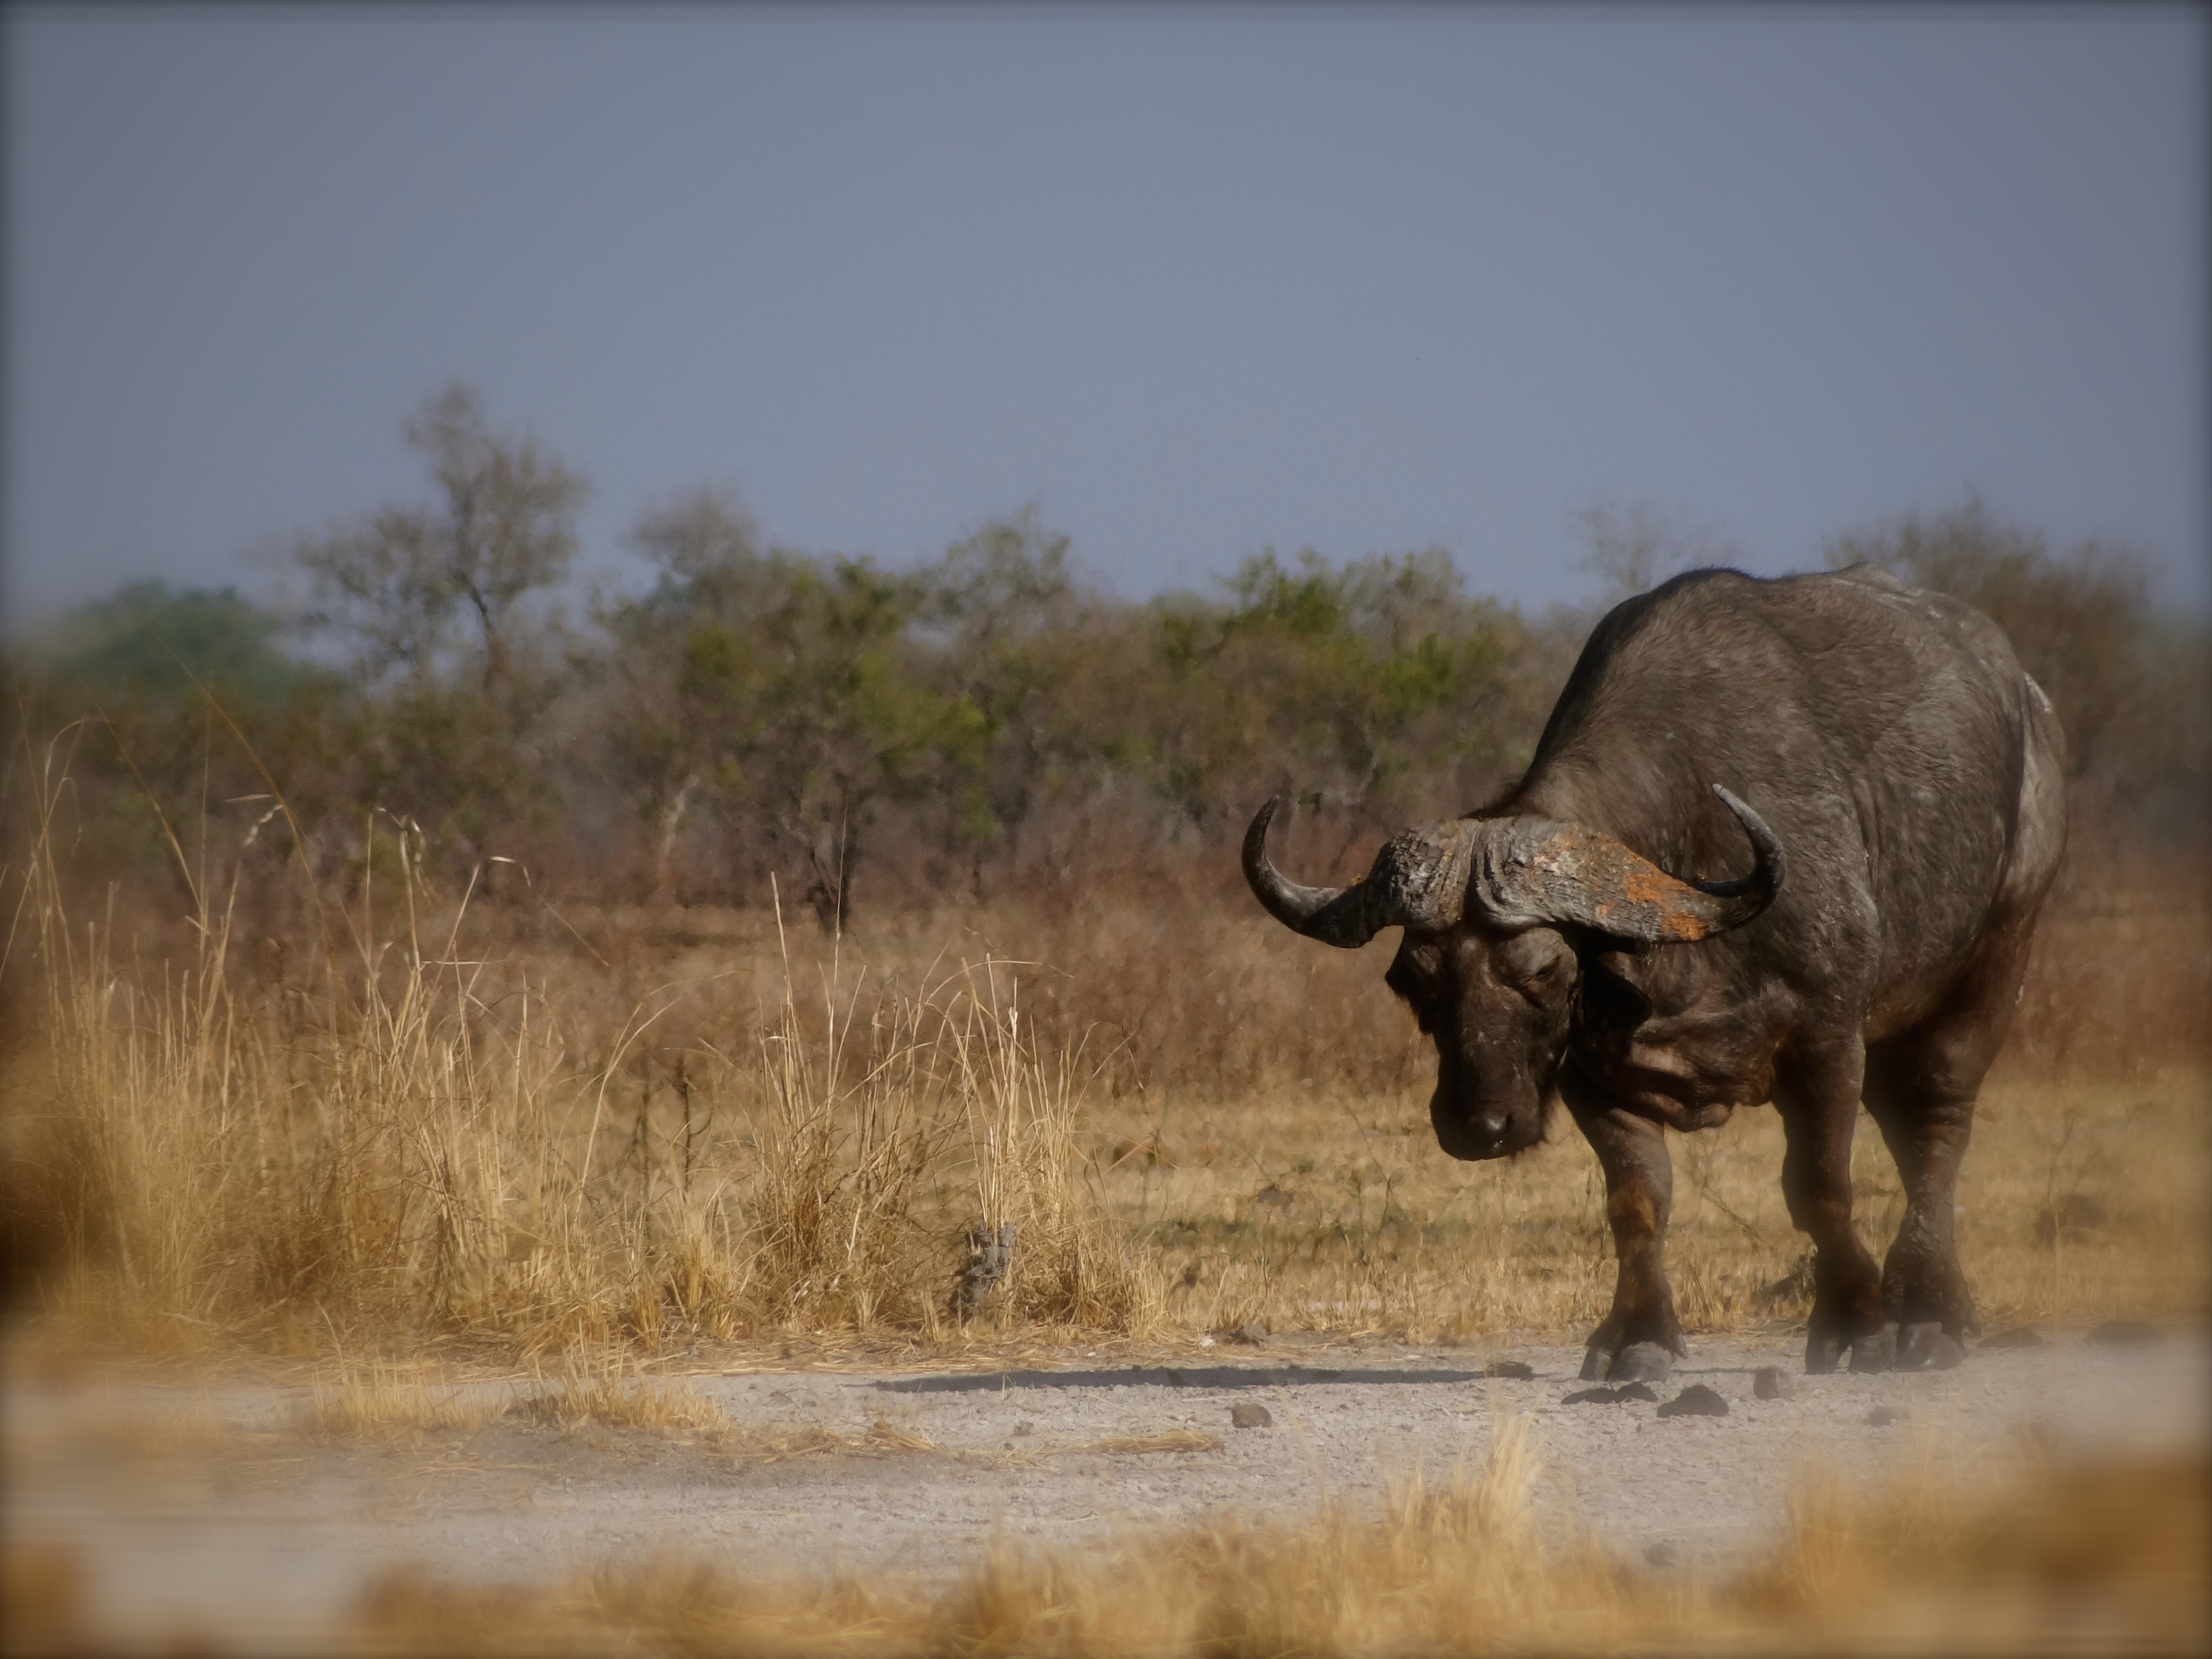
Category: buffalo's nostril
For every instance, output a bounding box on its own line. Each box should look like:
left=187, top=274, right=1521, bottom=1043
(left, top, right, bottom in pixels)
left=1431, top=1094, right=1517, bottom=1162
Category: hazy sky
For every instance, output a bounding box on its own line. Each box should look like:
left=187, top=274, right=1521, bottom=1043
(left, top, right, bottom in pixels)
left=5, top=6, right=2205, bottom=633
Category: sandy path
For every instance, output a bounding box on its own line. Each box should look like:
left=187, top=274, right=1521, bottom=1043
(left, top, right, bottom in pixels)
left=8, top=1326, right=2204, bottom=1654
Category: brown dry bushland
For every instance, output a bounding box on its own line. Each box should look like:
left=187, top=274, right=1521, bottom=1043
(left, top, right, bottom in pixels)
left=23, top=395, right=2198, bottom=941
left=1, top=745, right=2203, bottom=1366
left=4, top=432, right=2206, bottom=1359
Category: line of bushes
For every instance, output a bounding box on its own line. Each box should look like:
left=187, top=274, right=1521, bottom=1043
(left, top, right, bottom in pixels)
left=8, top=385, right=2204, bottom=933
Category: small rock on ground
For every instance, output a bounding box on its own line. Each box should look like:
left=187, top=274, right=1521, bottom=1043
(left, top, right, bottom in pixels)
left=1485, top=1359, right=1535, bottom=1379
left=1752, top=1365, right=1794, bottom=1400
left=1229, top=1402, right=1273, bottom=1429
left=1869, top=1405, right=1903, bottom=1427
left=1656, top=1384, right=1730, bottom=1418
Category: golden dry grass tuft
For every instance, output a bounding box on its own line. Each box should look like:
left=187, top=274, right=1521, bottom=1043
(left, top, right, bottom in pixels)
left=711, top=1418, right=944, bottom=1464
left=507, top=1354, right=730, bottom=1434
left=1078, top=1427, right=1222, bottom=1457
left=298, top=1357, right=502, bottom=1441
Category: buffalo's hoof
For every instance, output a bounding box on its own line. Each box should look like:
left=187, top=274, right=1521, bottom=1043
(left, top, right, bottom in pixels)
left=1804, top=1329, right=1844, bottom=1375
left=1894, top=1323, right=1965, bottom=1372
left=1849, top=1326, right=1898, bottom=1374
left=1608, top=1342, right=1675, bottom=1384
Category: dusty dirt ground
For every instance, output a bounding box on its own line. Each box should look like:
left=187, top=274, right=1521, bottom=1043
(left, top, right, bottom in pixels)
left=6, top=1322, right=2205, bottom=1655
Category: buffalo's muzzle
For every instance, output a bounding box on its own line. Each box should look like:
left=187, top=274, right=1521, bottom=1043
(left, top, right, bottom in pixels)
left=1432, top=1093, right=1528, bottom=1161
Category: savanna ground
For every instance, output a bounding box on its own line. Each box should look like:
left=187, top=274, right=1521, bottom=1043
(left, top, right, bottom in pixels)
left=3, top=798, right=2208, bottom=1655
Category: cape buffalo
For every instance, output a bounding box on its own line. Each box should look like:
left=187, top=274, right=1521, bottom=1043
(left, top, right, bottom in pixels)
left=1243, top=565, right=2067, bottom=1378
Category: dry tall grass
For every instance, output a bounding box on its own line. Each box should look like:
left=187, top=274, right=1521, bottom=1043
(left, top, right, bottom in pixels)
left=0, top=753, right=1155, bottom=1361
left=2, top=737, right=2204, bottom=1361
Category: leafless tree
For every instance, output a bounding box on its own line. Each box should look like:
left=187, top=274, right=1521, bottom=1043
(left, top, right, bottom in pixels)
left=296, top=383, right=586, bottom=688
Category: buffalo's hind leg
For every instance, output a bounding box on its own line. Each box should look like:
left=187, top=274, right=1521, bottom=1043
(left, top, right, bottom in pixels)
left=1860, top=925, right=2036, bottom=1370
left=1860, top=1062, right=1976, bottom=1372
left=1776, top=1040, right=1891, bottom=1374
left=1562, top=1064, right=1686, bottom=1384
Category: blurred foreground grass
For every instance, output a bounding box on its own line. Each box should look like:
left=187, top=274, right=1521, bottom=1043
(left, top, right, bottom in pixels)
left=336, top=1438, right=2211, bottom=1656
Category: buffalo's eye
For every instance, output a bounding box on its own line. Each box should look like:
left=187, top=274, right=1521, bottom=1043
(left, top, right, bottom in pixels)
left=1492, top=929, right=1571, bottom=1002
left=1385, top=943, right=1445, bottom=1031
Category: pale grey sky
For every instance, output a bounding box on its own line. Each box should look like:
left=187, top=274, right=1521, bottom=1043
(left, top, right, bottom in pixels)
left=4, top=5, right=2205, bottom=633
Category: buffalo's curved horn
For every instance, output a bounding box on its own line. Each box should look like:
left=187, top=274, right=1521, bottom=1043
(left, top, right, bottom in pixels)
left=1242, top=796, right=1476, bottom=948
left=1470, top=785, right=1785, bottom=942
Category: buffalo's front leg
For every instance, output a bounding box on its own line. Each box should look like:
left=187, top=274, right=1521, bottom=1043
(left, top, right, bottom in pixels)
left=1775, top=1043, right=1890, bottom=1373
left=1563, top=1067, right=1685, bottom=1383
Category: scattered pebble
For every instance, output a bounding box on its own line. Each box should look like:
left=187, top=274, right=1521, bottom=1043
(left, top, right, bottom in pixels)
left=1752, top=1365, right=1794, bottom=1400
left=1656, top=1384, right=1730, bottom=1418
left=1229, top=1402, right=1273, bottom=1430
left=1485, top=1359, right=1536, bottom=1379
